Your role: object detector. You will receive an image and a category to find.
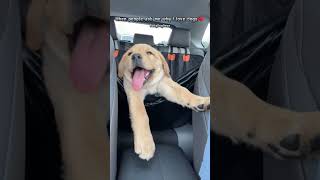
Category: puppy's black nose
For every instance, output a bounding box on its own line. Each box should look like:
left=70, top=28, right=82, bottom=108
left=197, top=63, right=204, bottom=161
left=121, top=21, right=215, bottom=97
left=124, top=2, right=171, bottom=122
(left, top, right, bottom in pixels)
left=131, top=53, right=142, bottom=61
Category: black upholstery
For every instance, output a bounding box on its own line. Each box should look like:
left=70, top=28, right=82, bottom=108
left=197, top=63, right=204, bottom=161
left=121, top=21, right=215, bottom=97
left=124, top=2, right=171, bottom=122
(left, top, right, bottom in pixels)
left=118, top=144, right=199, bottom=180
left=168, top=28, right=191, bottom=48
left=164, top=50, right=203, bottom=82
left=265, top=0, right=320, bottom=179
left=212, top=0, right=295, bottom=179
left=133, top=33, right=155, bottom=45
left=0, top=0, right=25, bottom=179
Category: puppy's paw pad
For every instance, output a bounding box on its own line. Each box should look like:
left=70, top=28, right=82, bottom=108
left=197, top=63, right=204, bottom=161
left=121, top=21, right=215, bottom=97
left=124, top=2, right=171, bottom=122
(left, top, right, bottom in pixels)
left=279, top=134, right=300, bottom=151
left=264, top=134, right=311, bottom=159
left=191, top=98, right=210, bottom=112
left=266, top=144, right=303, bottom=159
left=197, top=104, right=204, bottom=110
left=196, top=104, right=210, bottom=111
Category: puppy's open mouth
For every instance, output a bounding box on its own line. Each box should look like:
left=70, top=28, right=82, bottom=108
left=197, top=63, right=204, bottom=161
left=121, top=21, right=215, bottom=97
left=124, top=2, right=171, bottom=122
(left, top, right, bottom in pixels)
left=131, top=67, right=154, bottom=91
left=68, top=16, right=108, bottom=93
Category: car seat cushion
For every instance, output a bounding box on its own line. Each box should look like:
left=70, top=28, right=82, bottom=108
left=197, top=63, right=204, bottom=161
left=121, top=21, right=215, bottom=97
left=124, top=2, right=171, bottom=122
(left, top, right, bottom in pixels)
left=118, top=144, right=199, bottom=180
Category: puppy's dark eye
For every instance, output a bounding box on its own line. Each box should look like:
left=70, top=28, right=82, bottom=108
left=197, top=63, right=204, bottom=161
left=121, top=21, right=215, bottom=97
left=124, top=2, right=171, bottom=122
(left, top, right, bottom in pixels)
left=146, top=51, right=153, bottom=55
left=128, top=52, right=133, bottom=56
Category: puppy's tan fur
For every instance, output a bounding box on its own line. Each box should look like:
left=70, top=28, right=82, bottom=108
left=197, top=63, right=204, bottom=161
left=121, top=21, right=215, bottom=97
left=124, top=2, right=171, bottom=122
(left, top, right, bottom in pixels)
left=212, top=67, right=320, bottom=158
left=26, top=0, right=109, bottom=180
left=118, top=44, right=210, bottom=160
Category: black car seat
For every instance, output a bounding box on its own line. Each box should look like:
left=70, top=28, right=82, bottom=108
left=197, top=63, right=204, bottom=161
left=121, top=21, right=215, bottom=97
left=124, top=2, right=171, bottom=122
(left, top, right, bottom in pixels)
left=265, top=0, right=320, bottom=179
left=0, top=0, right=25, bottom=179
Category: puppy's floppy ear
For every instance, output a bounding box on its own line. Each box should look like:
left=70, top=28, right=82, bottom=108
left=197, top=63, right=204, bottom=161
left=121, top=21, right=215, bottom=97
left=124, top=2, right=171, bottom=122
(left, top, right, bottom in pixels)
left=156, top=50, right=170, bottom=77
left=26, top=0, right=47, bottom=51
left=118, top=52, right=127, bottom=78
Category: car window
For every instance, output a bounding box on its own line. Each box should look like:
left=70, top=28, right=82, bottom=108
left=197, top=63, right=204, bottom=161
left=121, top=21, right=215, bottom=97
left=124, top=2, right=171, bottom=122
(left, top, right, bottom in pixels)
left=202, top=23, right=210, bottom=48
left=114, top=20, right=172, bottom=45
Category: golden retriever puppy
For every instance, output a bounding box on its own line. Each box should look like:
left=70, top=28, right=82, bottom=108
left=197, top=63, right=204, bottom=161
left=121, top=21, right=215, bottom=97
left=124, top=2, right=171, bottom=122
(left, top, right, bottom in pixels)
left=26, top=0, right=109, bottom=180
left=118, top=44, right=210, bottom=160
left=212, top=67, right=320, bottom=159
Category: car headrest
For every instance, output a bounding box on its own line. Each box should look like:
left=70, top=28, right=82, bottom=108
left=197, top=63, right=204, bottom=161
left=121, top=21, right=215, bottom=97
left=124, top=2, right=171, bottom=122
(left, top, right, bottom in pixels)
left=168, top=28, right=191, bottom=48
left=133, top=34, right=155, bottom=45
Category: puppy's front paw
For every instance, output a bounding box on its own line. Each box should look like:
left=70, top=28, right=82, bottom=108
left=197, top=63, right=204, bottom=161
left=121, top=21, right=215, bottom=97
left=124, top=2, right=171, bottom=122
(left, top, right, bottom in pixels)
left=134, top=133, right=156, bottom=161
left=262, top=134, right=308, bottom=159
left=237, top=114, right=320, bottom=159
left=190, top=97, right=210, bottom=112
left=263, top=133, right=320, bottom=159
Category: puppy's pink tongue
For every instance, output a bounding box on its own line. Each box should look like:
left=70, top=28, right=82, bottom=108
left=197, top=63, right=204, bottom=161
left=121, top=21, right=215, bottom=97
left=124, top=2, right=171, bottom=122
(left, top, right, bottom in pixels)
left=70, top=25, right=107, bottom=93
left=132, top=69, right=148, bottom=91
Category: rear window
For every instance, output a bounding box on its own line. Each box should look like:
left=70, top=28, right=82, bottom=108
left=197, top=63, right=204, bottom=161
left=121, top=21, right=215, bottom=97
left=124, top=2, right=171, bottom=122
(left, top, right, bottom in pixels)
left=202, top=23, right=210, bottom=48
left=114, top=20, right=172, bottom=45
